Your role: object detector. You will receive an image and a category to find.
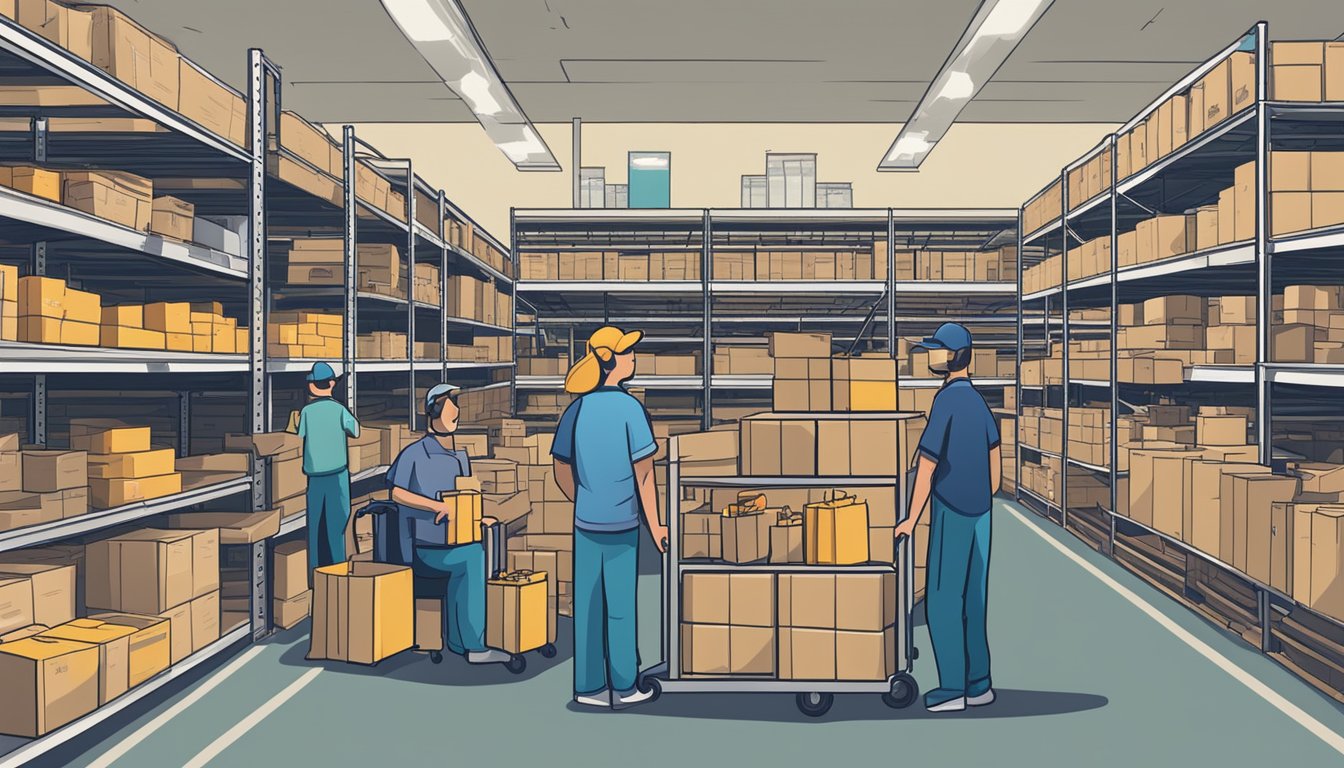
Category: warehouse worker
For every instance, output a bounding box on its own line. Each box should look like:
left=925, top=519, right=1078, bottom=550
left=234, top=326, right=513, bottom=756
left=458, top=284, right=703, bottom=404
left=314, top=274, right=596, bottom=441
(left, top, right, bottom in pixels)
left=893, top=322, right=1001, bottom=713
left=296, top=362, right=361, bottom=581
left=387, top=383, right=509, bottom=665
left=553, top=325, right=668, bottom=710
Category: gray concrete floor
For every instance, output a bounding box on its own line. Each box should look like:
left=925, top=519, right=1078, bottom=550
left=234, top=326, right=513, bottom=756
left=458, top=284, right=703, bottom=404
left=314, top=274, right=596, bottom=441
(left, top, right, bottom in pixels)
left=32, top=498, right=1344, bottom=767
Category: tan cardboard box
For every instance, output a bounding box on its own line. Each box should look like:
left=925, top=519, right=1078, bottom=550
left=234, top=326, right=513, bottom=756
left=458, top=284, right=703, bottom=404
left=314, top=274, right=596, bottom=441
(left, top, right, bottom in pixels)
left=309, top=561, right=414, bottom=665
left=90, top=473, right=181, bottom=509
left=21, top=450, right=86, bottom=493
left=63, top=170, right=153, bottom=231
left=729, top=572, right=775, bottom=627
left=1196, top=415, right=1248, bottom=446
left=1293, top=504, right=1344, bottom=620
left=179, top=58, right=245, bottom=146
left=1129, top=448, right=1200, bottom=526
left=682, top=572, right=728, bottom=625
left=149, top=195, right=193, bottom=241
left=41, top=618, right=136, bottom=704
left=87, top=448, right=174, bottom=480
left=835, top=572, right=896, bottom=632
left=0, top=562, right=74, bottom=627
left=273, top=591, right=311, bottom=631
left=1273, top=324, right=1314, bottom=363
left=777, top=573, right=835, bottom=629
left=272, top=540, right=308, bottom=600
left=836, top=628, right=896, bottom=681
left=1203, top=58, right=1231, bottom=127
left=0, top=635, right=98, bottom=737
left=85, top=527, right=218, bottom=615
left=768, top=331, right=832, bottom=358
left=680, top=622, right=730, bottom=675
left=84, top=612, right=170, bottom=688
left=778, top=627, right=836, bottom=680
left=1187, top=461, right=1270, bottom=557
left=0, top=576, right=34, bottom=635
left=1223, top=473, right=1299, bottom=573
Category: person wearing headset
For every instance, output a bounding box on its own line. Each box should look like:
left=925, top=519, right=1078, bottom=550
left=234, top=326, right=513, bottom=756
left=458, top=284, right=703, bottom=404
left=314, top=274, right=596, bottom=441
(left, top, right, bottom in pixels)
left=552, top=326, right=668, bottom=709
left=386, top=383, right=509, bottom=665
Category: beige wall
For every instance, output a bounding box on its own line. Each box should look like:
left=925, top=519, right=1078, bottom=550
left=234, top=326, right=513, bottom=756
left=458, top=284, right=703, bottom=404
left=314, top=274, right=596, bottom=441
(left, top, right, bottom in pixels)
left=339, top=122, right=1118, bottom=245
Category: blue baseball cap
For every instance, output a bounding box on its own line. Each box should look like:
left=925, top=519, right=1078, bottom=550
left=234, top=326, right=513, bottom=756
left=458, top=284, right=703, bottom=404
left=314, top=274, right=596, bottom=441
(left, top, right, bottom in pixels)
left=917, top=322, right=973, bottom=352
left=306, top=361, right=339, bottom=382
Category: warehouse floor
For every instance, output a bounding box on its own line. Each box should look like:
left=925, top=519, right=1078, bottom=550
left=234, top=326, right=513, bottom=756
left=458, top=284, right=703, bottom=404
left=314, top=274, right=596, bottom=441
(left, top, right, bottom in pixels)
left=33, top=498, right=1344, bottom=768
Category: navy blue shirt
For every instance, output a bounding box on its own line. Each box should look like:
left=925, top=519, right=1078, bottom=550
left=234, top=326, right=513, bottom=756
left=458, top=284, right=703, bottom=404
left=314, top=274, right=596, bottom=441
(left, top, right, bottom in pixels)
left=386, top=436, right=472, bottom=556
left=917, top=378, right=1000, bottom=515
left=552, top=386, right=658, bottom=533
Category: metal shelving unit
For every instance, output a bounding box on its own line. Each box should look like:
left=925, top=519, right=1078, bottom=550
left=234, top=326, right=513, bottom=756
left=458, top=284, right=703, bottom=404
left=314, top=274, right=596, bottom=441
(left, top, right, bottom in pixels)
left=0, top=16, right=514, bottom=762
left=513, top=208, right=1018, bottom=429
left=1015, top=21, right=1344, bottom=700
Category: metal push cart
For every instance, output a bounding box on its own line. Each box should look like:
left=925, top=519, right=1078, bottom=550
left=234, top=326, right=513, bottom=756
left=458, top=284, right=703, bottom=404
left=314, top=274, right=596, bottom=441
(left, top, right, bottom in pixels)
left=355, top=501, right=557, bottom=671
left=638, top=415, right=921, bottom=718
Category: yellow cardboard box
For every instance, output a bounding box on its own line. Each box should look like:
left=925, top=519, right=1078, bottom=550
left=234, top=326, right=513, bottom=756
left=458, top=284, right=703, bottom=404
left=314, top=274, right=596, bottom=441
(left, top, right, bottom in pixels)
left=40, top=618, right=136, bottom=704
left=84, top=612, right=170, bottom=688
left=87, top=448, right=175, bottom=480
left=486, top=570, right=548, bottom=654
left=89, top=473, right=182, bottom=508
left=0, top=635, right=99, bottom=737
left=309, top=561, right=414, bottom=665
left=69, top=419, right=150, bottom=454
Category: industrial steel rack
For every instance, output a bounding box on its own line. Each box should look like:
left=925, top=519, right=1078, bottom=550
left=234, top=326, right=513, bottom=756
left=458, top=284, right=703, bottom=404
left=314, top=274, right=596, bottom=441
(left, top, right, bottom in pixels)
left=637, top=423, right=921, bottom=718
left=1014, top=21, right=1344, bottom=701
left=0, top=16, right=512, bottom=765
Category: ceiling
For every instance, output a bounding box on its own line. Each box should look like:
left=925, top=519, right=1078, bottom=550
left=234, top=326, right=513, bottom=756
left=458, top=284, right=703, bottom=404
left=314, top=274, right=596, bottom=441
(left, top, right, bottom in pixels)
left=105, top=1, right=1344, bottom=124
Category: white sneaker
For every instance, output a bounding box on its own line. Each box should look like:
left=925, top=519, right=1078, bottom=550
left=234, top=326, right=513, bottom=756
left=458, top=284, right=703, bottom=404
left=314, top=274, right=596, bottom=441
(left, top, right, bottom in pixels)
left=926, top=696, right=967, bottom=712
left=466, top=649, right=512, bottom=664
left=611, top=687, right=655, bottom=710
left=967, top=689, right=995, bottom=707
left=574, top=690, right=611, bottom=708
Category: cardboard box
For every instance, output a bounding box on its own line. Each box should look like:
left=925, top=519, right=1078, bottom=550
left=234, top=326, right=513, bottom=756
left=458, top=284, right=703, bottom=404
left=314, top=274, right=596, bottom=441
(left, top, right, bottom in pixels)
left=272, top=540, right=308, bottom=600
left=41, top=618, right=136, bottom=704
left=832, top=358, right=898, bottom=412
left=0, top=562, right=74, bottom=628
left=835, top=572, right=897, bottom=632
left=63, top=170, right=153, bottom=231
left=179, top=58, right=246, bottom=146
left=85, top=527, right=219, bottom=614
left=778, top=627, right=835, bottom=680
left=149, top=195, right=193, bottom=241
left=1128, top=448, right=1200, bottom=527
left=90, top=473, right=182, bottom=509
left=1223, top=474, right=1299, bottom=573
left=486, top=570, right=548, bottom=654
left=1293, top=504, right=1344, bottom=620
left=309, top=561, right=414, bottom=665
left=88, top=5, right=180, bottom=107
left=680, top=622, right=730, bottom=675
left=83, top=612, right=170, bottom=688
left=1196, top=415, right=1248, bottom=447
left=273, top=591, right=311, bottom=630
left=163, top=510, right=279, bottom=546
left=17, top=0, right=92, bottom=60
left=768, top=332, right=832, bottom=358
left=1272, top=42, right=1325, bottom=101
left=0, top=635, right=98, bottom=737
left=0, top=576, right=34, bottom=635
left=70, top=419, right=151, bottom=454
left=0, top=165, right=61, bottom=202
left=21, top=450, right=86, bottom=493
left=87, top=448, right=174, bottom=480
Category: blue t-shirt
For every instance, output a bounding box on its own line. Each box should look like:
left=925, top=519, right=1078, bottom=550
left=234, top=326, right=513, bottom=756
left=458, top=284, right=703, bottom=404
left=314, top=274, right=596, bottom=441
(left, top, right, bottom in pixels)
left=386, top=436, right=472, bottom=554
left=551, top=386, right=658, bottom=533
left=917, top=378, right=1000, bottom=515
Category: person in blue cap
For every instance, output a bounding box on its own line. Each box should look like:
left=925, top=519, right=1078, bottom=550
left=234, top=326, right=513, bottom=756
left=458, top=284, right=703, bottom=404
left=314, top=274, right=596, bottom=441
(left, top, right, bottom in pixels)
left=296, top=362, right=361, bottom=580
left=893, top=322, right=1001, bottom=713
left=385, top=383, right=509, bottom=664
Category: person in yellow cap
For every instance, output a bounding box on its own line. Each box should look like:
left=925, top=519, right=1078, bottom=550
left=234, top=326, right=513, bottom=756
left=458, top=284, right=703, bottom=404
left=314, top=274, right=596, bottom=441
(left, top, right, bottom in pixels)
left=551, top=325, right=667, bottom=710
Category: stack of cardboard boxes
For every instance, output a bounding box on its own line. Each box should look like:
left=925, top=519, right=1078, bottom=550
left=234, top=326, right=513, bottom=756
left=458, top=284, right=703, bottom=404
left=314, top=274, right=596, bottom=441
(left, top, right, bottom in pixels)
left=1112, top=295, right=1258, bottom=382
left=1275, top=285, right=1344, bottom=363
left=712, top=345, right=773, bottom=375
left=519, top=251, right=702, bottom=281
left=495, top=420, right=571, bottom=618
left=1267, top=151, right=1344, bottom=237
left=1022, top=253, right=1063, bottom=296
left=1022, top=178, right=1063, bottom=235
left=356, top=331, right=408, bottom=360
left=76, top=419, right=181, bottom=509
left=224, top=432, right=305, bottom=522
left=0, top=435, right=88, bottom=531
left=17, top=275, right=100, bottom=346
left=413, top=263, right=440, bottom=306
left=447, top=274, right=512, bottom=327
left=1067, top=146, right=1114, bottom=210
left=896, top=247, right=1017, bottom=283
left=267, top=311, right=342, bottom=359
left=271, top=540, right=311, bottom=630
left=0, top=263, right=15, bottom=341
left=1267, top=41, right=1344, bottom=103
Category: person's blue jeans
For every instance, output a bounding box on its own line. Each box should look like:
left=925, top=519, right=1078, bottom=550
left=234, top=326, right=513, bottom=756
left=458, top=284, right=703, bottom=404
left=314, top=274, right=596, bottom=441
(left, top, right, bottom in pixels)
left=413, top=543, right=487, bottom=655
left=573, top=527, right=639, bottom=696
left=925, top=497, right=993, bottom=699
left=306, top=469, right=351, bottom=584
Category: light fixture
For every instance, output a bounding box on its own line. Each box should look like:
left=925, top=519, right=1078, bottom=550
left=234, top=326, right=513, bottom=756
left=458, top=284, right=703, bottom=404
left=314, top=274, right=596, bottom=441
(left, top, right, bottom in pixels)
left=380, top=0, right=561, bottom=171
left=879, top=0, right=1055, bottom=170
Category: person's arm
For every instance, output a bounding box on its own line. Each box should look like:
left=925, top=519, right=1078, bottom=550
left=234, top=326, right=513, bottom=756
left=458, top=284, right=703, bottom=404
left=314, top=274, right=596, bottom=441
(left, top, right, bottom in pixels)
left=895, top=454, right=937, bottom=541
left=990, top=444, right=1002, bottom=494
left=553, top=458, right=576, bottom=502
left=392, top=486, right=448, bottom=518
left=626, top=402, right=666, bottom=552
left=343, top=405, right=360, bottom=438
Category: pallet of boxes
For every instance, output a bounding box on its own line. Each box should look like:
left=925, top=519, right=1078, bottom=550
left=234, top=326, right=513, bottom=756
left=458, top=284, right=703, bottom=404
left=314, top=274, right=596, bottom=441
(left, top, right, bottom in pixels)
left=665, top=332, right=923, bottom=707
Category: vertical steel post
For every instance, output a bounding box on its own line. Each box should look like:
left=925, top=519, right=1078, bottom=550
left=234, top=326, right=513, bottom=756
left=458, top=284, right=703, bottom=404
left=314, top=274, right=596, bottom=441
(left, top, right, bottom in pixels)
left=440, top=191, right=450, bottom=386
left=701, top=210, right=712, bottom=430
left=1108, top=136, right=1119, bottom=556
left=178, top=394, right=191, bottom=458
left=343, top=126, right=358, bottom=415
left=247, top=49, right=274, bottom=639
left=572, top=118, right=582, bottom=209
left=666, top=437, right=681, bottom=679
left=31, top=241, right=46, bottom=447
left=1059, top=171, right=1070, bottom=530
left=31, top=116, right=46, bottom=163
left=887, top=209, right=897, bottom=363
left=1015, top=210, right=1024, bottom=505
left=1254, top=22, right=1271, bottom=465
left=510, top=208, right=518, bottom=417
left=406, top=166, right=416, bottom=430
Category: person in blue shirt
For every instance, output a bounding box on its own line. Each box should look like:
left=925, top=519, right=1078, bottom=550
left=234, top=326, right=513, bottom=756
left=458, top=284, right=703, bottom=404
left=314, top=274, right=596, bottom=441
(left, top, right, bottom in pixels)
left=294, top=362, right=360, bottom=581
left=552, top=326, right=668, bottom=710
left=893, top=322, right=1002, bottom=713
left=386, top=383, right=509, bottom=665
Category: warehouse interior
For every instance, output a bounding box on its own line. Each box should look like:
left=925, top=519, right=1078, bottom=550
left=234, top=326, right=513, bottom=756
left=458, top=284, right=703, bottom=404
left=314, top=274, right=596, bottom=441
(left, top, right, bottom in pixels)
left=1, top=1, right=1344, bottom=766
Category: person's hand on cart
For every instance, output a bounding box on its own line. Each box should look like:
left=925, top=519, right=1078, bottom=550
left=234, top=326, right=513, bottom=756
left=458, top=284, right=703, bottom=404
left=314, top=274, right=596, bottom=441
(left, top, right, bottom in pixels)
left=482, top=516, right=499, bottom=527
left=892, top=517, right=916, bottom=547
left=650, top=523, right=669, bottom=553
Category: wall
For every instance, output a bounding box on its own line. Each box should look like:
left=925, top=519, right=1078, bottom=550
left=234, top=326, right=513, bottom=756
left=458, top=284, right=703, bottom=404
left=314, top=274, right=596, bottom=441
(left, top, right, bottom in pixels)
left=338, top=122, right=1118, bottom=245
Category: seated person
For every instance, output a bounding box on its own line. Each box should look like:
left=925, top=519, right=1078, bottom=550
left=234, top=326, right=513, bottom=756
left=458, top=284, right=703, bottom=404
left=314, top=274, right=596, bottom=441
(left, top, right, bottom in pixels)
left=387, top=383, right=507, bottom=664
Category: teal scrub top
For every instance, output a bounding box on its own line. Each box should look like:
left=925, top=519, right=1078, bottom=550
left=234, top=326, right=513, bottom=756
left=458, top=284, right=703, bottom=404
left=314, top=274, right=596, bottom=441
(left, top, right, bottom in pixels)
left=298, top=397, right=360, bottom=476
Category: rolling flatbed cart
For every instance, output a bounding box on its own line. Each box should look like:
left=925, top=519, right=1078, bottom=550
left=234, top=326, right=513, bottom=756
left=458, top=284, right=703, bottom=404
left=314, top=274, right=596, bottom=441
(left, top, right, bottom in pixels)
left=638, top=415, right=921, bottom=718
left=355, top=501, right=557, bottom=672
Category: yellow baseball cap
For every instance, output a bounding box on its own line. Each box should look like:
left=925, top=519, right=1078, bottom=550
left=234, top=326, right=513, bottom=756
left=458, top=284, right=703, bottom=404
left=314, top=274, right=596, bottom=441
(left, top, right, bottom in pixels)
left=563, top=325, right=644, bottom=394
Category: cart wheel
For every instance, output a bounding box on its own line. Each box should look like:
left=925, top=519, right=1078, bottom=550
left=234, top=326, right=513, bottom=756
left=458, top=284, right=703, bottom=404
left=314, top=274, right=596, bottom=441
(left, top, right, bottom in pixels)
left=505, top=654, right=527, bottom=674
left=429, top=651, right=443, bottom=664
left=912, top=647, right=920, bottom=660
left=637, top=675, right=662, bottom=702
left=882, top=674, right=918, bottom=709
left=539, top=643, right=557, bottom=659
left=796, top=692, right=833, bottom=718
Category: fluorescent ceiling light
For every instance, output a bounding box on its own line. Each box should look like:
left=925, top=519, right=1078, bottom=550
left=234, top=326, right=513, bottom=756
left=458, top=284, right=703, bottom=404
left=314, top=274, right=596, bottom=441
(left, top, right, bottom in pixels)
left=380, top=0, right=560, bottom=170
left=630, top=154, right=670, bottom=170
left=879, top=0, right=1054, bottom=171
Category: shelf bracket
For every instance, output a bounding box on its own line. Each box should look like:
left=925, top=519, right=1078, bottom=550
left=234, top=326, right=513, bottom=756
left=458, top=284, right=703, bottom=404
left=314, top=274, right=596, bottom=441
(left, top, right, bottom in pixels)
left=31, top=116, right=46, bottom=163
left=1116, top=190, right=1155, bottom=217
left=847, top=287, right=886, bottom=357
left=31, top=374, right=46, bottom=448
left=178, top=393, right=191, bottom=458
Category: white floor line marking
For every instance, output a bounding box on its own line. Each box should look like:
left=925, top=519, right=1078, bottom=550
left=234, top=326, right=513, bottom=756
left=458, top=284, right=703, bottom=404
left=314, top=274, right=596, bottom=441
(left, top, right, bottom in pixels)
left=1008, top=507, right=1344, bottom=755
left=182, top=667, right=322, bottom=768
left=88, top=645, right=266, bottom=768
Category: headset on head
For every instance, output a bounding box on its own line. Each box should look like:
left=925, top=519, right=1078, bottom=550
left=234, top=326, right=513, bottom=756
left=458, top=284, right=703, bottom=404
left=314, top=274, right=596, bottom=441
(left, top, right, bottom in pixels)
left=427, top=390, right=457, bottom=426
